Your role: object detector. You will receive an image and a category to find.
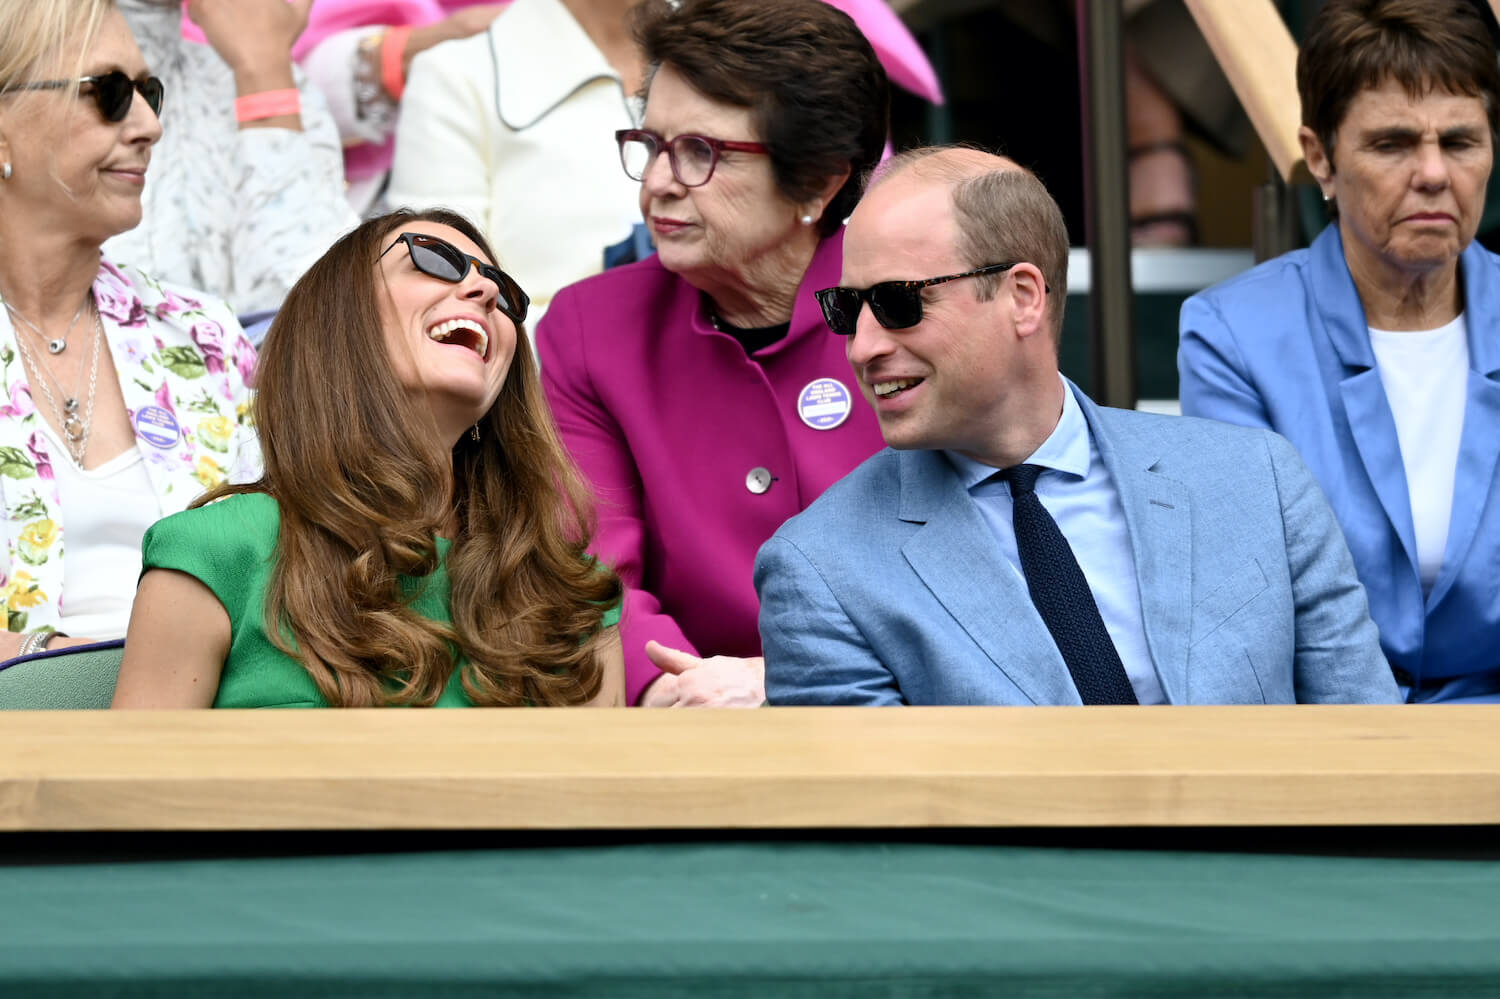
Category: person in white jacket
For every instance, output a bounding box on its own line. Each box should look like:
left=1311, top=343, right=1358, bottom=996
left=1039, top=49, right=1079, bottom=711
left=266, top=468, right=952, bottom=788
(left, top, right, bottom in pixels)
left=105, top=0, right=358, bottom=318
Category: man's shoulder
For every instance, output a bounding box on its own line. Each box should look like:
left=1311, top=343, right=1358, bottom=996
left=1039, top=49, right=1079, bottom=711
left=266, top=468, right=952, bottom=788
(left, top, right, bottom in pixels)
left=1092, top=404, right=1289, bottom=482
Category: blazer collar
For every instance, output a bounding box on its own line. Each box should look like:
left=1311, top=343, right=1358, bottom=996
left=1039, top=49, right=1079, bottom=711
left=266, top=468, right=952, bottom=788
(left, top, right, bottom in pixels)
left=892, top=382, right=1190, bottom=704
left=1309, top=223, right=1500, bottom=375
left=1073, top=386, right=1193, bottom=704
left=894, top=445, right=1078, bottom=705
left=490, top=0, right=625, bottom=132
left=1309, top=223, right=1500, bottom=604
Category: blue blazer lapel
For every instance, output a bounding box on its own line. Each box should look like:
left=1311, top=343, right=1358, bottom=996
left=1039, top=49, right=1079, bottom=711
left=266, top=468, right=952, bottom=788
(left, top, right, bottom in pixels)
left=895, top=449, right=1079, bottom=706
left=1075, top=391, right=1192, bottom=703
left=1310, top=227, right=1420, bottom=576
left=1429, top=243, right=1500, bottom=609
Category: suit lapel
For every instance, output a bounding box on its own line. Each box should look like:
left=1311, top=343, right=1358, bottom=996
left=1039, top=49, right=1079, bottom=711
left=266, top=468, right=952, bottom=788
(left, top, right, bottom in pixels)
left=1311, top=227, right=1420, bottom=576
left=1429, top=244, right=1500, bottom=609
left=896, top=449, right=1079, bottom=706
left=1076, top=394, right=1192, bottom=704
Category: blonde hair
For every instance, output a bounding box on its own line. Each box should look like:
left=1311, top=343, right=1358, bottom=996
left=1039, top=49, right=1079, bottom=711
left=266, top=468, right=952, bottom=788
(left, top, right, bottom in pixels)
left=0, top=0, right=112, bottom=98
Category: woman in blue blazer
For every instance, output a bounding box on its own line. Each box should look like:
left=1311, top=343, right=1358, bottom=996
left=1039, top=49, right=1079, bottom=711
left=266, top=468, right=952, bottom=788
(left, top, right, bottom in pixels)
left=1180, top=0, right=1500, bottom=701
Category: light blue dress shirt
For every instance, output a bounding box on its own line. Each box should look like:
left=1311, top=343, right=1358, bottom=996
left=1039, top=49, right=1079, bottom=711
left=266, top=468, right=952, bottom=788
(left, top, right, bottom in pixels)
left=945, top=379, right=1166, bottom=704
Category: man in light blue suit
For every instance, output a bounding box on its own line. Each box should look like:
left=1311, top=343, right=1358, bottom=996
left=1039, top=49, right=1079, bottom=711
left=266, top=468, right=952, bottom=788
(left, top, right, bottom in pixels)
left=755, top=147, right=1399, bottom=706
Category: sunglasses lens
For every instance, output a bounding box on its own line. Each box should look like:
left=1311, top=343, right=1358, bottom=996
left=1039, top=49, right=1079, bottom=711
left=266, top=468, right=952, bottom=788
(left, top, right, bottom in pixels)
left=139, top=76, right=164, bottom=117
left=485, top=266, right=530, bottom=324
left=94, top=72, right=133, bottom=121
left=870, top=286, right=923, bottom=330
left=815, top=288, right=858, bottom=336
left=409, top=238, right=466, bottom=282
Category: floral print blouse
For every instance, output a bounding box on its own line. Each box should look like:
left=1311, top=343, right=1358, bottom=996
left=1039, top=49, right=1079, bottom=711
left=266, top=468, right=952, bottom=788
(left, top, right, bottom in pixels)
left=104, top=2, right=360, bottom=316
left=0, top=260, right=260, bottom=634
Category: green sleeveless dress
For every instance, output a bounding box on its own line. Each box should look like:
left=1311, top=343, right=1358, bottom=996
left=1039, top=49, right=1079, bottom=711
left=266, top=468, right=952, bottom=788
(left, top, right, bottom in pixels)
left=140, top=492, right=619, bottom=707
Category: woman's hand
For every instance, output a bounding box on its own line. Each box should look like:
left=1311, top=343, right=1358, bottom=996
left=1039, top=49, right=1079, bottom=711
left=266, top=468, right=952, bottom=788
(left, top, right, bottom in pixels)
left=188, top=0, right=313, bottom=94
left=642, top=641, right=765, bottom=708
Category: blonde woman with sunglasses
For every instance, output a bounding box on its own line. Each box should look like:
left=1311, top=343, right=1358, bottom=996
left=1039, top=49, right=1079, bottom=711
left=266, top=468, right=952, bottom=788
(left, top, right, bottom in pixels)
left=0, top=0, right=258, bottom=663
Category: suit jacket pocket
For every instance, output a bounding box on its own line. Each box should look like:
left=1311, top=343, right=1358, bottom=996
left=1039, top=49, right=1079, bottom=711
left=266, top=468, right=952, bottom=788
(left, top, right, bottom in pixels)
left=1189, top=558, right=1268, bottom=648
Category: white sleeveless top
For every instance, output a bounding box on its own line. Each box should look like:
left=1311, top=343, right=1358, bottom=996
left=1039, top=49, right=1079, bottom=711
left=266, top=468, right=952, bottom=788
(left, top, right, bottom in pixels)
left=39, top=422, right=160, bottom=639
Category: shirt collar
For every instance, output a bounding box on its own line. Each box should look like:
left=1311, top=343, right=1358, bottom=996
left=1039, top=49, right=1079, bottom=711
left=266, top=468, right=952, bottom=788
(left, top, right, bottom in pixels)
left=945, top=375, right=1091, bottom=490
left=493, top=0, right=628, bottom=131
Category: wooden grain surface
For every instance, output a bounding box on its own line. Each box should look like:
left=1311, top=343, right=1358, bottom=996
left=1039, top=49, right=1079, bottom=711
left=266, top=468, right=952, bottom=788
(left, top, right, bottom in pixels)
left=1, top=707, right=1497, bottom=831
left=1186, top=0, right=1311, bottom=184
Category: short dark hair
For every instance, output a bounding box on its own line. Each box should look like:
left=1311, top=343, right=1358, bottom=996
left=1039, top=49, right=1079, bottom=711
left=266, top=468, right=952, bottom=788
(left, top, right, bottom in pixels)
left=631, top=0, right=890, bottom=236
left=1298, top=0, right=1500, bottom=164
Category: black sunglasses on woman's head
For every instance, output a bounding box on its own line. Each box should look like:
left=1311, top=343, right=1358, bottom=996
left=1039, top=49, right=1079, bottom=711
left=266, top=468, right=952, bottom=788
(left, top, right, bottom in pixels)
left=7, top=71, right=164, bottom=122
left=816, top=263, right=1024, bottom=336
left=380, top=232, right=530, bottom=325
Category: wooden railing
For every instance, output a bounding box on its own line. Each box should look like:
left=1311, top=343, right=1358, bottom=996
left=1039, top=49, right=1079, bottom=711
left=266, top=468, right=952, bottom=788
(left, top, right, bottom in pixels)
left=3, top=706, right=1498, bottom=831
left=1185, top=0, right=1310, bottom=184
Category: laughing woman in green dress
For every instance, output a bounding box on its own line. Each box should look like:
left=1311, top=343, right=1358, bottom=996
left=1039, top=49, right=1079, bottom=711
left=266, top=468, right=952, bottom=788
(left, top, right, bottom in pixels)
left=113, top=208, right=623, bottom=708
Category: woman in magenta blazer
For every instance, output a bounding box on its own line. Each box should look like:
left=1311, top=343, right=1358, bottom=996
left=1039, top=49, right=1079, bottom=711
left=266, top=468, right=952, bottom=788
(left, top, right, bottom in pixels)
left=539, top=0, right=890, bottom=706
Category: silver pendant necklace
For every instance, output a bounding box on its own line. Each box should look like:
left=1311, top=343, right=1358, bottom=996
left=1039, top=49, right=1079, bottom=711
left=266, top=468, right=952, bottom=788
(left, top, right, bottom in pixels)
left=14, top=307, right=103, bottom=464
left=3, top=295, right=89, bottom=354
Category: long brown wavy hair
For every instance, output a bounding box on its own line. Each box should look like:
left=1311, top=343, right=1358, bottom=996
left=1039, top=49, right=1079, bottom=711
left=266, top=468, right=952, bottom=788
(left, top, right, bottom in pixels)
left=198, top=208, right=621, bottom=706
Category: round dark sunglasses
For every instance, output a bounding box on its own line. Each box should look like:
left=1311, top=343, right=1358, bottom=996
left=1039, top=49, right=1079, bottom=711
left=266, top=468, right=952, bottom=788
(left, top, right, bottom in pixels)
left=381, top=232, right=530, bottom=325
left=9, top=71, right=165, bottom=122
left=815, top=263, right=1021, bottom=336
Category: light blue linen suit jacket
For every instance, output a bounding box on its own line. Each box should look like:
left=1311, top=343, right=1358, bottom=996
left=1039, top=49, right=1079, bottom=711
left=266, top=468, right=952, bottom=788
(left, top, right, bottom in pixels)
left=755, top=389, right=1398, bottom=705
left=1180, top=225, right=1500, bottom=700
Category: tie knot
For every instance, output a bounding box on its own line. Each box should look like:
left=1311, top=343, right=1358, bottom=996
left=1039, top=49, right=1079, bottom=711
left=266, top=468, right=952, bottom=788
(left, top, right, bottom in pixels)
left=999, top=463, right=1044, bottom=497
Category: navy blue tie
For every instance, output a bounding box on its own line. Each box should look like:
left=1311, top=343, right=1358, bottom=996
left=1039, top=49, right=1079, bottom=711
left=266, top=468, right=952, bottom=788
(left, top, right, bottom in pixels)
left=998, top=464, right=1138, bottom=705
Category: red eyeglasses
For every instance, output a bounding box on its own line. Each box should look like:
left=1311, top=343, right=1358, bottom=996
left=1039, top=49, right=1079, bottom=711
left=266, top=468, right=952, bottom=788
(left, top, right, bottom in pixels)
left=615, top=128, right=769, bottom=187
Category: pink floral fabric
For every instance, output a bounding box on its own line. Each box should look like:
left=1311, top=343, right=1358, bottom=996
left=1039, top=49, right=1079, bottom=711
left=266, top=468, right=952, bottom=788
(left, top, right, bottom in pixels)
left=0, top=260, right=260, bottom=633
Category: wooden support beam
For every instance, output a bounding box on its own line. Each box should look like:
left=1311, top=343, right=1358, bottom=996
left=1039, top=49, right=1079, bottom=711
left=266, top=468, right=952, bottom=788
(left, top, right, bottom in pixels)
left=1186, top=0, right=1311, bottom=184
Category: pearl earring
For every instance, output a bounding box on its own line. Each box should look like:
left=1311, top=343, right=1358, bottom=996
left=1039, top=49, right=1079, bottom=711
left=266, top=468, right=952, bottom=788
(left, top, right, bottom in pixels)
left=799, top=213, right=814, bottom=226
left=1, top=163, right=10, bottom=181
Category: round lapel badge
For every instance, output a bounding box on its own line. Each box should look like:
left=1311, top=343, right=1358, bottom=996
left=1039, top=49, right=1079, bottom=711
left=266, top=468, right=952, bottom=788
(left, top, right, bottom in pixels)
left=133, top=404, right=181, bottom=449
left=797, top=377, right=852, bottom=430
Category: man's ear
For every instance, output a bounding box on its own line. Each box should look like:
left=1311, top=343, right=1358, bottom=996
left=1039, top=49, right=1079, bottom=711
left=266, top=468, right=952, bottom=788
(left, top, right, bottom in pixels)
left=1298, top=125, right=1335, bottom=197
left=1008, top=263, right=1049, bottom=341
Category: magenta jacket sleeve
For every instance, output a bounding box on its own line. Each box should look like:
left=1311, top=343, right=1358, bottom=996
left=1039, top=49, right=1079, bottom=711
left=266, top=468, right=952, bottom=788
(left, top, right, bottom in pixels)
left=538, top=289, right=695, bottom=705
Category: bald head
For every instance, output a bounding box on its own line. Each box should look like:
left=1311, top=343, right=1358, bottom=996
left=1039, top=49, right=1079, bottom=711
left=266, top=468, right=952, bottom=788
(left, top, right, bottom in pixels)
left=855, top=145, right=1070, bottom=343
left=866, top=146, right=1024, bottom=193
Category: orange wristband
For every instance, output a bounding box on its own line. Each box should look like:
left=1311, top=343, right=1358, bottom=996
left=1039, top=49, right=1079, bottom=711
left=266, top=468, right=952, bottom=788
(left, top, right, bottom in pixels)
left=234, top=88, right=301, bottom=123
left=381, top=26, right=412, bottom=101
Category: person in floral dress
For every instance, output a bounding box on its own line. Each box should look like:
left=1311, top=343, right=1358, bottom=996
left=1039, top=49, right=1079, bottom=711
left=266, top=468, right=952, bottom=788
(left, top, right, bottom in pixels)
left=0, top=0, right=258, bottom=658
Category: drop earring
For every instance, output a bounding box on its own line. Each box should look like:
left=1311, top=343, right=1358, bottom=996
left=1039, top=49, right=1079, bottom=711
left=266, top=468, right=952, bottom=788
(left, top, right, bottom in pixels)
left=470, top=424, right=481, bottom=442
left=1, top=163, right=10, bottom=181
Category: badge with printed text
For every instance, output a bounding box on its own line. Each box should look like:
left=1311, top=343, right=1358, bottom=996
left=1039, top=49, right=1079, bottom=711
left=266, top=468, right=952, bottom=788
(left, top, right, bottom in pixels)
left=797, top=377, right=852, bottom=430
left=133, top=405, right=181, bottom=449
